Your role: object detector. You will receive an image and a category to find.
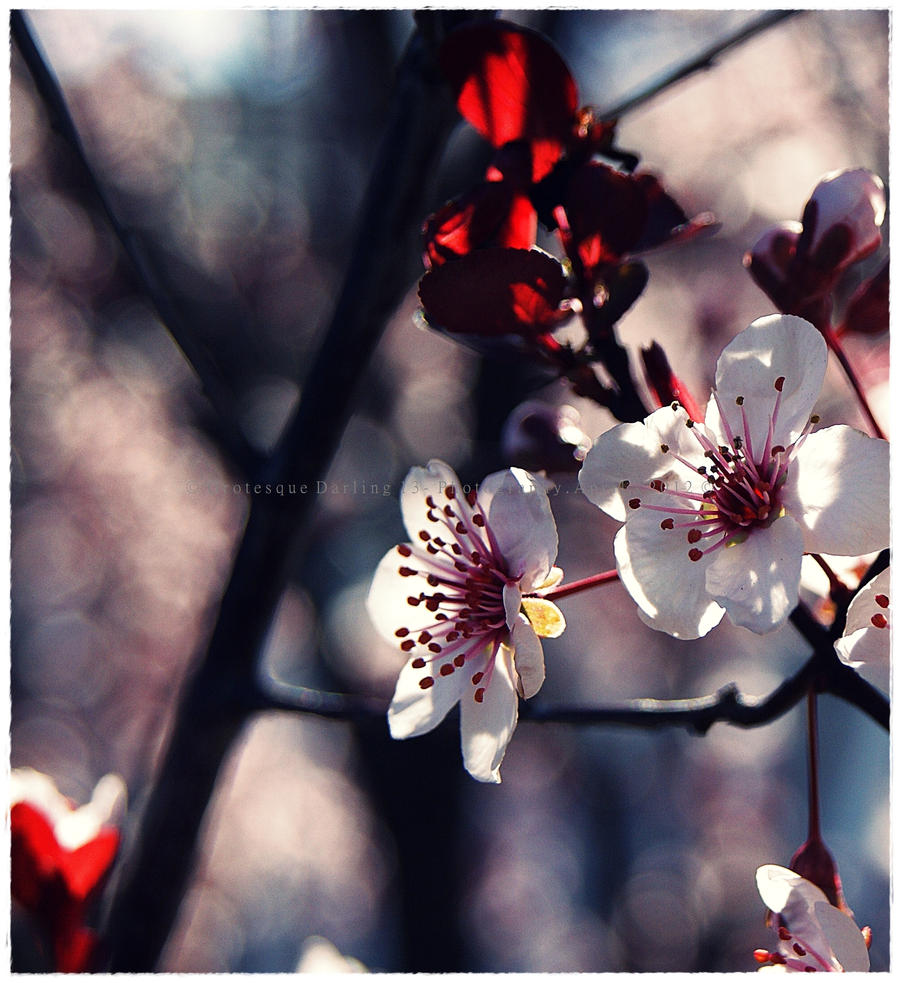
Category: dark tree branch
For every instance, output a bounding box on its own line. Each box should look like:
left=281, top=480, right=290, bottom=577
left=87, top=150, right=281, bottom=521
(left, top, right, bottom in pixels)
left=10, top=10, right=259, bottom=475
left=99, top=12, right=466, bottom=970
left=602, top=10, right=801, bottom=119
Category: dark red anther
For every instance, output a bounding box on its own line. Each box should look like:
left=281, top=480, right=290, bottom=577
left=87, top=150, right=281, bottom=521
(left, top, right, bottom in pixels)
left=474, top=687, right=486, bottom=703
left=419, top=677, right=435, bottom=690
left=397, top=544, right=412, bottom=557
left=411, top=657, right=426, bottom=669
left=401, top=640, right=416, bottom=652
left=439, top=664, right=455, bottom=676
left=688, top=548, right=703, bottom=562
left=775, top=376, right=786, bottom=392
left=660, top=518, right=675, bottom=530
left=875, top=593, right=889, bottom=608
left=687, top=529, right=702, bottom=544
left=871, top=613, right=888, bottom=629
left=629, top=498, right=641, bottom=510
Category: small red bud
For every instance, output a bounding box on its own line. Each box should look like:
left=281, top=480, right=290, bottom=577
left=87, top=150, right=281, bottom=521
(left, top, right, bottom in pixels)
left=640, top=341, right=703, bottom=421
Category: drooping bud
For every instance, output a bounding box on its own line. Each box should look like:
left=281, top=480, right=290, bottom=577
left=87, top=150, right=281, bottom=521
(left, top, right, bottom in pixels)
left=640, top=340, right=703, bottom=421
left=745, top=169, right=886, bottom=320
left=501, top=400, right=591, bottom=473
left=841, top=261, right=888, bottom=336
left=789, top=835, right=849, bottom=914
left=801, top=168, right=885, bottom=275
left=744, top=220, right=803, bottom=312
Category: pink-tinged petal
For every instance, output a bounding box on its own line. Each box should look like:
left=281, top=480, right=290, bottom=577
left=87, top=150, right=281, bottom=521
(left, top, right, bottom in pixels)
left=783, top=427, right=889, bottom=555
left=614, top=513, right=724, bottom=639
left=835, top=567, right=890, bottom=693
left=708, top=315, right=826, bottom=449
left=744, top=220, right=802, bottom=312
left=705, top=517, right=804, bottom=634
left=387, top=648, right=470, bottom=740
left=812, top=901, right=870, bottom=972
left=503, top=582, right=523, bottom=630
left=579, top=404, right=699, bottom=522
left=757, top=864, right=830, bottom=914
left=480, top=467, right=557, bottom=588
left=399, top=459, right=464, bottom=542
left=366, top=547, right=439, bottom=641
left=510, top=615, right=545, bottom=698
left=459, top=646, right=519, bottom=783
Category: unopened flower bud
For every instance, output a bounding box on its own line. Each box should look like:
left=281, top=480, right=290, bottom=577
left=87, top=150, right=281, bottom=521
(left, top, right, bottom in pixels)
left=801, top=168, right=885, bottom=274
left=501, top=400, right=590, bottom=473
left=744, top=221, right=803, bottom=312
left=640, top=340, right=703, bottom=421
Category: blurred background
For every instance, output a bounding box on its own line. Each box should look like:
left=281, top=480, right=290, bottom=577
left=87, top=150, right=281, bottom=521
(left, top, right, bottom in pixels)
left=10, top=8, right=889, bottom=972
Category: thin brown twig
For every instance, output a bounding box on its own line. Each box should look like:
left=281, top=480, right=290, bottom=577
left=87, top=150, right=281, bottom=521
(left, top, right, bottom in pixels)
left=602, top=10, right=801, bottom=119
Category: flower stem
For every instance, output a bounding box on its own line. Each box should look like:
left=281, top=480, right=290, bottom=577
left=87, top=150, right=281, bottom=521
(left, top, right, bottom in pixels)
left=821, top=325, right=886, bottom=439
left=810, top=553, right=853, bottom=608
left=537, top=569, right=619, bottom=602
left=806, top=689, right=821, bottom=841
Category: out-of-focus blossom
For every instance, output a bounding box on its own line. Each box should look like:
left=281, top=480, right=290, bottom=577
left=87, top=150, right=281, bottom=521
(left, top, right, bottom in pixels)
left=367, top=459, right=564, bottom=782
left=579, top=315, right=889, bottom=638
left=501, top=400, right=591, bottom=473
left=754, top=865, right=870, bottom=972
left=296, top=936, right=368, bottom=973
left=11, top=768, right=126, bottom=972
left=834, top=567, right=890, bottom=695
left=745, top=168, right=885, bottom=320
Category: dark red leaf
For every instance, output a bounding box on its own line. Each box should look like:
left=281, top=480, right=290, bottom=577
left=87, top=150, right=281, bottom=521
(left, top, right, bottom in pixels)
left=439, top=21, right=578, bottom=181
left=419, top=247, right=567, bottom=338
left=565, top=163, right=717, bottom=277
left=565, top=163, right=648, bottom=271
left=424, top=181, right=536, bottom=267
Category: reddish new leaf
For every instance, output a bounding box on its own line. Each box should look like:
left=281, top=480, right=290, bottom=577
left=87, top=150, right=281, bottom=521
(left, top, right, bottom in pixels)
left=424, top=182, right=536, bottom=268
left=419, top=247, right=567, bottom=338
left=439, top=21, right=578, bottom=181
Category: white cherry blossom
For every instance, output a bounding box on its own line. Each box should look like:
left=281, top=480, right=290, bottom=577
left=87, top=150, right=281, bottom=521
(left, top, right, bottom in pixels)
left=367, top=459, right=564, bottom=783
left=754, top=864, right=870, bottom=972
left=835, top=567, right=890, bottom=694
left=579, top=315, right=889, bottom=638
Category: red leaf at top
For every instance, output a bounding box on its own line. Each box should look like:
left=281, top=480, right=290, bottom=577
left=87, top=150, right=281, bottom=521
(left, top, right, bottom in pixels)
left=439, top=21, right=578, bottom=181
left=419, top=247, right=568, bottom=338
